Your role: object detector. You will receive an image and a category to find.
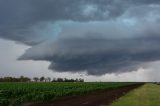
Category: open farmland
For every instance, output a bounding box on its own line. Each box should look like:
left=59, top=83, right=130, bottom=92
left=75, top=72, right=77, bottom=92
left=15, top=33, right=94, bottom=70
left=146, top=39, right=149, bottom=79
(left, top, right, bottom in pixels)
left=0, top=82, right=140, bottom=106
left=111, top=84, right=160, bottom=106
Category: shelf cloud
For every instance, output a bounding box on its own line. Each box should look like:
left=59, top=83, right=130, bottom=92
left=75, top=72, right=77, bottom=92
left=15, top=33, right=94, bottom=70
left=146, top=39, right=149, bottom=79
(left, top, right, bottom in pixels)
left=1, top=0, right=160, bottom=75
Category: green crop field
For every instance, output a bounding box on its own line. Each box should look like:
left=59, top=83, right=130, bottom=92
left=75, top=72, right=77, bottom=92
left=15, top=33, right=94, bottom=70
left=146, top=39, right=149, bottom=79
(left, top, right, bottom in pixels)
left=0, top=82, right=136, bottom=106
left=111, top=83, right=160, bottom=106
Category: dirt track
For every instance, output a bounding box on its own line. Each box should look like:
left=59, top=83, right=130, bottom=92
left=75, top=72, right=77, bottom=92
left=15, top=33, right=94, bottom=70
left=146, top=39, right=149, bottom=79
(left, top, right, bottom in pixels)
left=24, top=84, right=143, bottom=106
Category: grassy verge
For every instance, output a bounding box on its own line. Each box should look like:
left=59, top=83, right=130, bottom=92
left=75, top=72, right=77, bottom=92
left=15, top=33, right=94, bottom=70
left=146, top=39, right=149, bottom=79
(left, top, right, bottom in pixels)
left=110, top=83, right=160, bottom=106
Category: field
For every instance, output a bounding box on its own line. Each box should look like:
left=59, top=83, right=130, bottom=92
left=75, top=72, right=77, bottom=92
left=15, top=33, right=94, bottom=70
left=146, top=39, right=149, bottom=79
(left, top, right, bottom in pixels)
left=111, top=83, right=160, bottom=106
left=0, top=82, right=137, bottom=106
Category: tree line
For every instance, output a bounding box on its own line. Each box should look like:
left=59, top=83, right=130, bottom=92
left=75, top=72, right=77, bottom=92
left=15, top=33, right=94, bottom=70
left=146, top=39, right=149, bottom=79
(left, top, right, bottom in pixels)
left=0, top=76, right=84, bottom=82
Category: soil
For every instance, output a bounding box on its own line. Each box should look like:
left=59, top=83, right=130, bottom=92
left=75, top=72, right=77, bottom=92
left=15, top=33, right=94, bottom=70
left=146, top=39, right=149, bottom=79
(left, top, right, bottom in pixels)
left=23, top=84, right=143, bottom=106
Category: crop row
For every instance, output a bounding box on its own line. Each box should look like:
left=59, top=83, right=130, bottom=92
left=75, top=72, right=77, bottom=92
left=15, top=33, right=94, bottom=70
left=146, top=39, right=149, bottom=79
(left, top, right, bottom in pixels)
left=0, top=82, right=138, bottom=106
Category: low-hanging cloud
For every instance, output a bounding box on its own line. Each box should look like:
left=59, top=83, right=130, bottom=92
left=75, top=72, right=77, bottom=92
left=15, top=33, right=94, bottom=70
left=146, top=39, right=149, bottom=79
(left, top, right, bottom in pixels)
left=1, top=0, right=160, bottom=75
left=19, top=35, right=160, bottom=75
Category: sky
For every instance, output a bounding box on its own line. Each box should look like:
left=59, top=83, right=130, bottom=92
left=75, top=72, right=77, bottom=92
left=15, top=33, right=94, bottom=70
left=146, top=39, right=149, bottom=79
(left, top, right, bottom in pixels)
left=1, top=0, right=160, bottom=81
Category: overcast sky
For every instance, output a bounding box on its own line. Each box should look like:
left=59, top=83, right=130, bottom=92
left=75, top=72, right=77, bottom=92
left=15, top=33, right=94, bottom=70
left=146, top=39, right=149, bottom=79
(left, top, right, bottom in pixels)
left=1, top=0, right=160, bottom=81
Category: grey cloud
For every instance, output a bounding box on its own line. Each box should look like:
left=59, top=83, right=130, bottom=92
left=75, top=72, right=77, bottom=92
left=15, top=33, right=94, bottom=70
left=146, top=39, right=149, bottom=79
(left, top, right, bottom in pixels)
left=1, top=0, right=159, bottom=45
left=19, top=35, right=160, bottom=75
left=0, top=0, right=129, bottom=45
left=1, top=0, right=160, bottom=75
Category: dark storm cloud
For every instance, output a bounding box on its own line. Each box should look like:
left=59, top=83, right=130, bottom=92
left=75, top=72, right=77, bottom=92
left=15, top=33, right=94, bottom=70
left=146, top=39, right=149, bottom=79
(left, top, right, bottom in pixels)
left=19, top=35, right=160, bottom=75
left=1, top=0, right=159, bottom=45
left=0, top=0, right=129, bottom=45
left=1, top=0, right=160, bottom=75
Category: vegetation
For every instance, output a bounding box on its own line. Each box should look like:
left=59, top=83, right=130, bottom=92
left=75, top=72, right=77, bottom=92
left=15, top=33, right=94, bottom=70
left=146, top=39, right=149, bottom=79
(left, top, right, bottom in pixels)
left=0, top=76, right=84, bottom=82
left=0, top=76, right=31, bottom=82
left=111, top=83, right=160, bottom=106
left=0, top=82, right=136, bottom=106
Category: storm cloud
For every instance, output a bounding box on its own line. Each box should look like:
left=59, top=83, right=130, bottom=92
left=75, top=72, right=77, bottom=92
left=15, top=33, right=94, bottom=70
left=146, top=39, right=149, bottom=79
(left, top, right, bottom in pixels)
left=0, top=0, right=129, bottom=45
left=19, top=35, right=160, bottom=75
left=1, top=0, right=160, bottom=75
left=1, top=0, right=160, bottom=45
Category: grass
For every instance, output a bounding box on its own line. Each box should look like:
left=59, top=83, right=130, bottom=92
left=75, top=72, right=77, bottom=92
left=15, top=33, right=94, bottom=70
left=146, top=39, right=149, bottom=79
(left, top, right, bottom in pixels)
left=111, top=83, right=160, bottom=106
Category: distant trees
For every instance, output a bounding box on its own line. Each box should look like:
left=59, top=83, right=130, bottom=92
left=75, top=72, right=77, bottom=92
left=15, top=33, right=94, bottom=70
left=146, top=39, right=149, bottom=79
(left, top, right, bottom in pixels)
left=57, top=78, right=64, bottom=82
left=52, top=78, right=84, bottom=82
left=40, top=76, right=45, bottom=82
left=0, top=76, right=84, bottom=82
left=0, top=76, right=31, bottom=82
left=46, top=77, right=51, bottom=82
left=33, top=77, right=39, bottom=82
left=20, top=76, right=31, bottom=82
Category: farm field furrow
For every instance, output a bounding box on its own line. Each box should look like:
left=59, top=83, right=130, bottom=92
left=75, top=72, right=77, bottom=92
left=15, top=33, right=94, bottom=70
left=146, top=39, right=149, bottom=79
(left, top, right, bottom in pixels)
left=0, top=82, right=138, bottom=106
left=28, top=83, right=142, bottom=106
left=111, top=83, right=160, bottom=106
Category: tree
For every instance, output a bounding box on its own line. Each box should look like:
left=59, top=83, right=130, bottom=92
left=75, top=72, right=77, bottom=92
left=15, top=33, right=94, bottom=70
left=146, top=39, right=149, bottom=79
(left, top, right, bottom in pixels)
left=52, top=78, right=57, bottom=82
left=79, top=78, right=84, bottom=82
left=33, top=77, right=39, bottom=82
left=23, top=77, right=31, bottom=82
left=47, top=77, right=51, bottom=82
left=20, top=76, right=24, bottom=82
left=57, top=78, right=63, bottom=82
left=40, top=76, right=45, bottom=82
